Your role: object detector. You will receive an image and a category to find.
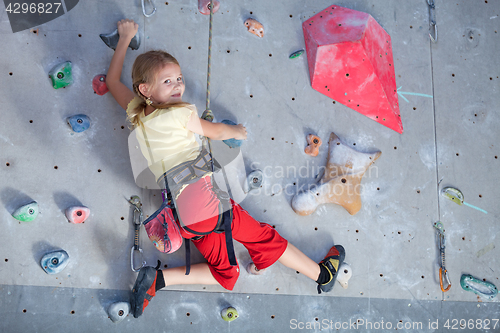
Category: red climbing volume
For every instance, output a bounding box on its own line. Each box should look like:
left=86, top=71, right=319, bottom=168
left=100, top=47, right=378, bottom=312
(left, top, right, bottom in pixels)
left=303, top=5, right=403, bottom=133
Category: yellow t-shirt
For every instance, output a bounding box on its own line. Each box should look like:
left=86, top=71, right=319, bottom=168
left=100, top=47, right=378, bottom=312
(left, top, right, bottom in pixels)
left=127, top=97, right=201, bottom=181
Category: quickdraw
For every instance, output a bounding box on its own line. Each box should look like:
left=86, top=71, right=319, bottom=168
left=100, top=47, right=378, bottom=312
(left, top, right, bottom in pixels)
left=427, top=0, right=437, bottom=43
left=434, top=222, right=451, bottom=292
left=128, top=195, right=147, bottom=272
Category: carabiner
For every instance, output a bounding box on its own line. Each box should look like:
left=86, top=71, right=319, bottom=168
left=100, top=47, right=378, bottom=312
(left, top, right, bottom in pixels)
left=427, top=0, right=437, bottom=42
left=439, top=267, right=451, bottom=292
left=142, top=0, right=156, bottom=17
left=131, top=246, right=146, bottom=272
left=429, top=21, right=437, bottom=43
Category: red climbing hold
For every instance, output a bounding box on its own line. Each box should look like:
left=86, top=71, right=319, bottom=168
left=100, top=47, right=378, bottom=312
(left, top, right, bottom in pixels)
left=198, top=0, right=220, bottom=15
left=302, top=5, right=402, bottom=133
left=92, top=74, right=109, bottom=96
left=65, top=206, right=90, bottom=224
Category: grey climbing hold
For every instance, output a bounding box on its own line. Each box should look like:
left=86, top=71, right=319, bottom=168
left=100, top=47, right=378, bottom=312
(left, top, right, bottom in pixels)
left=100, top=29, right=140, bottom=51
left=108, top=302, right=130, bottom=323
left=41, top=250, right=69, bottom=274
left=245, top=169, right=263, bottom=193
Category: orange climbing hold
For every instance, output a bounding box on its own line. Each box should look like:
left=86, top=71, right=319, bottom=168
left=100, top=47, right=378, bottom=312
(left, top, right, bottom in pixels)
left=244, top=18, right=264, bottom=38
left=304, top=134, right=322, bottom=156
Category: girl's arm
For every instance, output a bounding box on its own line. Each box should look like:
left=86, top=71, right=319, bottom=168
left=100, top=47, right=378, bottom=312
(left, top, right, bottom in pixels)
left=186, top=115, right=247, bottom=141
left=106, top=19, right=138, bottom=111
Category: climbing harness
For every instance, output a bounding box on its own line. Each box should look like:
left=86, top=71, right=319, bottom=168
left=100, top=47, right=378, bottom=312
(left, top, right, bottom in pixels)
left=158, top=169, right=236, bottom=276
left=142, top=0, right=156, bottom=17
left=162, top=148, right=215, bottom=199
left=136, top=0, right=237, bottom=275
left=427, top=0, right=437, bottom=43
left=128, top=195, right=147, bottom=272
left=434, top=222, right=451, bottom=292
left=460, top=274, right=498, bottom=300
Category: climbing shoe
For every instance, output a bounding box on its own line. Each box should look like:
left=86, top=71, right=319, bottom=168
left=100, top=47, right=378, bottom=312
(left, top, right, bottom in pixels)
left=317, top=245, right=345, bottom=294
left=131, top=266, right=158, bottom=318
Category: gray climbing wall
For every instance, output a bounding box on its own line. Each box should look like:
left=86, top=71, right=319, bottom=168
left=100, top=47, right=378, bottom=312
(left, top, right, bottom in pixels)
left=1, top=0, right=499, bottom=331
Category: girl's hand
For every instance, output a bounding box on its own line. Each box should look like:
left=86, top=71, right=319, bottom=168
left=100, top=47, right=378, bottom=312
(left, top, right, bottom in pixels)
left=117, top=19, right=139, bottom=41
left=233, top=124, right=247, bottom=140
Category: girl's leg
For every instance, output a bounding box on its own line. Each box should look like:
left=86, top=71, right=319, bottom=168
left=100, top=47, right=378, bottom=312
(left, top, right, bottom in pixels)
left=161, top=263, right=219, bottom=287
left=231, top=203, right=320, bottom=280
left=278, top=243, right=321, bottom=281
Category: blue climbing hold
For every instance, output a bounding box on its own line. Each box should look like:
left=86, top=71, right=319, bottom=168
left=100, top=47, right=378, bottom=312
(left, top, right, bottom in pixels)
left=67, top=114, right=91, bottom=133
left=221, top=120, right=242, bottom=148
left=41, top=250, right=69, bottom=274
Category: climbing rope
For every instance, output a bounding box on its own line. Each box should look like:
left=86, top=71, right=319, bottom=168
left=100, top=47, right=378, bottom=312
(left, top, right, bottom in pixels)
left=201, top=0, right=215, bottom=122
left=201, top=0, right=216, bottom=173
left=205, top=0, right=214, bottom=115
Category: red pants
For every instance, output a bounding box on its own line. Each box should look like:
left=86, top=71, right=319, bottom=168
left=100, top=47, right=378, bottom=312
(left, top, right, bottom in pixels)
left=176, top=176, right=288, bottom=290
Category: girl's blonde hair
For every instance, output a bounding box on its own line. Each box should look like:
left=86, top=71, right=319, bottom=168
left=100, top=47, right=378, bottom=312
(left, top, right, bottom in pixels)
left=128, top=50, right=189, bottom=126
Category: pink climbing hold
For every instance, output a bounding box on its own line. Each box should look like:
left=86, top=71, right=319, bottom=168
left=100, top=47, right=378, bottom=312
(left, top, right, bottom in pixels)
left=92, top=74, right=109, bottom=96
left=65, top=206, right=90, bottom=224
left=198, top=0, right=220, bottom=15
left=302, top=5, right=402, bottom=133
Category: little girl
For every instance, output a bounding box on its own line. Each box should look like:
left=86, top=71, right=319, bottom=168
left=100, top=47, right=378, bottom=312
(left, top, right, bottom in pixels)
left=106, top=19, right=346, bottom=318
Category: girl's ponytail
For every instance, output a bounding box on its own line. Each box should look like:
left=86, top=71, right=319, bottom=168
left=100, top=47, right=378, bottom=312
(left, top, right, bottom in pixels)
left=126, top=84, right=148, bottom=127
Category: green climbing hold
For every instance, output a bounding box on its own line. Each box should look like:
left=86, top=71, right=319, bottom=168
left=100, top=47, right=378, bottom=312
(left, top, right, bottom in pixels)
left=12, top=201, right=39, bottom=222
left=49, top=61, right=73, bottom=89
left=460, top=274, right=498, bottom=300
left=289, top=49, right=304, bottom=59
left=221, top=307, right=238, bottom=322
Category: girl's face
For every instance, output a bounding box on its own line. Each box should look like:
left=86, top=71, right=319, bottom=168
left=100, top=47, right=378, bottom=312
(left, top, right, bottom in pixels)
left=147, top=62, right=185, bottom=104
